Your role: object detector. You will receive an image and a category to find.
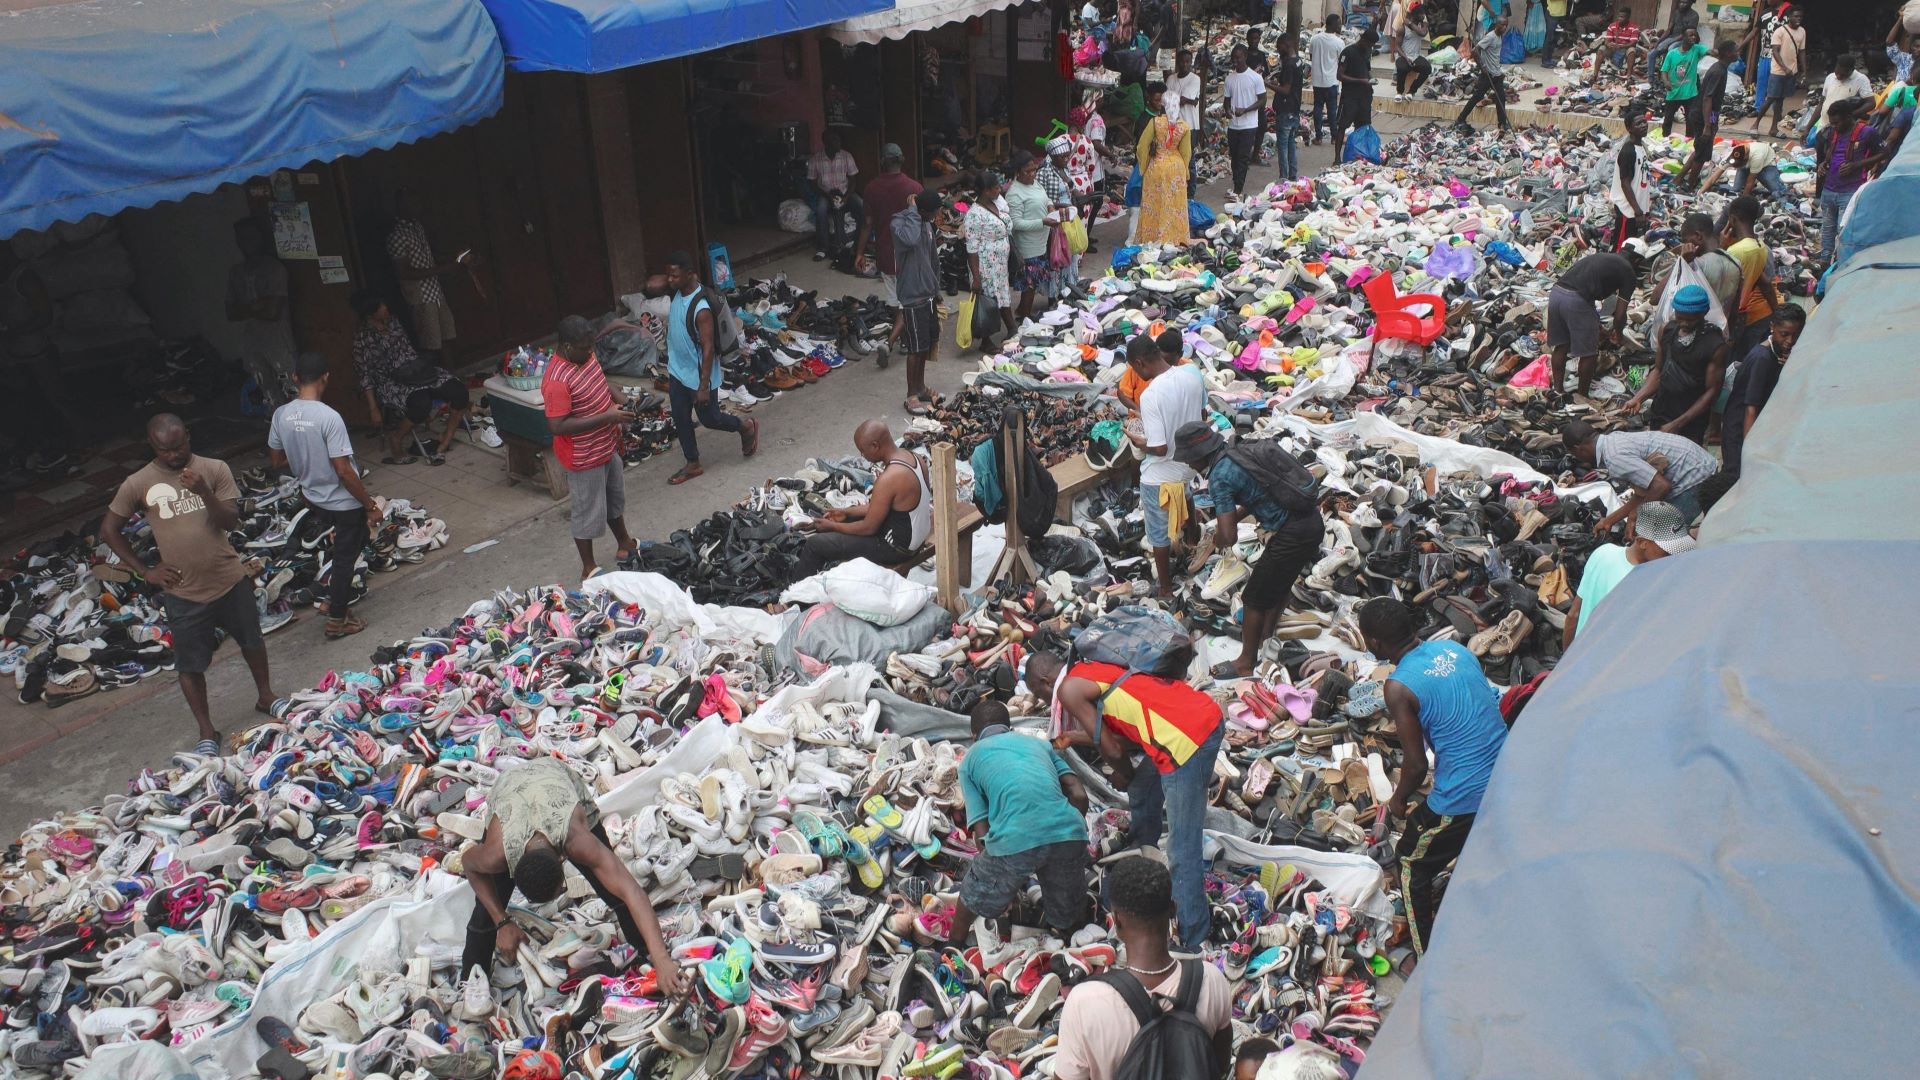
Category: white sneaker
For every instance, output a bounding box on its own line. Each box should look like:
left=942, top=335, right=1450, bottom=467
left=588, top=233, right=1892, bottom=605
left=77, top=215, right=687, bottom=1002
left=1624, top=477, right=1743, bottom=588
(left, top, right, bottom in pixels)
left=473, top=419, right=503, bottom=448
left=457, top=965, right=493, bottom=1020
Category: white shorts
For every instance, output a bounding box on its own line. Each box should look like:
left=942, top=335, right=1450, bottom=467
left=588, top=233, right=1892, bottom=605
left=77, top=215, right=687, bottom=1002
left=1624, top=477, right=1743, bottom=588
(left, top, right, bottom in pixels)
left=879, top=273, right=898, bottom=305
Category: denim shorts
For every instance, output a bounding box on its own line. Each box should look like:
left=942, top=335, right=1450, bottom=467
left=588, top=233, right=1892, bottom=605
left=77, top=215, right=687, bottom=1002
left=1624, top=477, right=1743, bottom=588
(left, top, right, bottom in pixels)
left=1138, top=480, right=1188, bottom=548
left=959, top=840, right=1090, bottom=928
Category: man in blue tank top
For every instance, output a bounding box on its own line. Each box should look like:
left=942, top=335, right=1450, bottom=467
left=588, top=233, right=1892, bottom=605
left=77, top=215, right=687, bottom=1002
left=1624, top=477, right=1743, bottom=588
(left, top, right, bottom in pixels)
left=1358, top=597, right=1509, bottom=955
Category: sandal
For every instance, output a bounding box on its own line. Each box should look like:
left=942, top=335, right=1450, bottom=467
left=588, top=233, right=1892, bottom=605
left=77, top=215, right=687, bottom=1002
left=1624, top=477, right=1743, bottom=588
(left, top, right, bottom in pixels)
left=425, top=453, right=447, bottom=467
left=740, top=418, right=761, bottom=458
left=379, top=455, right=418, bottom=466
left=324, top=615, right=367, bottom=640
left=904, top=399, right=932, bottom=417
left=668, top=464, right=703, bottom=485
left=1211, top=660, right=1253, bottom=681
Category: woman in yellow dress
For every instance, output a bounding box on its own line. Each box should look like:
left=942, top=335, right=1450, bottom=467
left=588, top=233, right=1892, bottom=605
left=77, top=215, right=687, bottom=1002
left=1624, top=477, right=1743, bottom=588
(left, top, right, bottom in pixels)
left=1133, top=82, right=1192, bottom=246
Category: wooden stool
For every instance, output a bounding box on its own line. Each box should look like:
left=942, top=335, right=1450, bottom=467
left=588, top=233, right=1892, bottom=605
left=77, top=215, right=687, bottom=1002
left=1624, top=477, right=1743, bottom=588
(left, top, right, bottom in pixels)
left=501, top=432, right=567, bottom=500
left=972, top=125, right=1011, bottom=165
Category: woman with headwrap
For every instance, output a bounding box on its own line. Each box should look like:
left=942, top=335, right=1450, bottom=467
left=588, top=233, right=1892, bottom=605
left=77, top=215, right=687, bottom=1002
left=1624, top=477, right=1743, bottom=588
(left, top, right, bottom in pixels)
left=1134, top=81, right=1191, bottom=246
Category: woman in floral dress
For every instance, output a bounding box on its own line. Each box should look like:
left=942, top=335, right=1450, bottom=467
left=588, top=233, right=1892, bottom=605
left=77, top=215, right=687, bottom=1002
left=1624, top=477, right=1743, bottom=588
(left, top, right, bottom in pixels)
left=963, top=171, right=1017, bottom=352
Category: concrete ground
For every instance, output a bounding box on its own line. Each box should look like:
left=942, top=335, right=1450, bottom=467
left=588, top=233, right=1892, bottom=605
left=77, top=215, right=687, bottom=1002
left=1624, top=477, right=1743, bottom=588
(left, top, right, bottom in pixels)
left=0, top=111, right=1429, bottom=838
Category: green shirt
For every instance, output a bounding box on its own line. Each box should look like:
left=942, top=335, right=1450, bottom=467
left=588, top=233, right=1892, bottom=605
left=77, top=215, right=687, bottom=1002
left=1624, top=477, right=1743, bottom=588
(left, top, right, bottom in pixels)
left=959, top=730, right=1088, bottom=856
left=1575, top=544, right=1635, bottom=635
left=1662, top=44, right=1708, bottom=101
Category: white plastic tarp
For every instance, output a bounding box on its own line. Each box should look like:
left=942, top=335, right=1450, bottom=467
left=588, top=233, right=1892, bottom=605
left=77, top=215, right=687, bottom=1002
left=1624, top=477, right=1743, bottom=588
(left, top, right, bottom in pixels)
left=583, top=570, right=791, bottom=643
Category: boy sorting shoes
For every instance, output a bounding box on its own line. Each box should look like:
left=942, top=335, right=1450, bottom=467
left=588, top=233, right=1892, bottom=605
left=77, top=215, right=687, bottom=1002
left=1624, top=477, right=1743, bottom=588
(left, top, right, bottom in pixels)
left=943, top=702, right=1093, bottom=944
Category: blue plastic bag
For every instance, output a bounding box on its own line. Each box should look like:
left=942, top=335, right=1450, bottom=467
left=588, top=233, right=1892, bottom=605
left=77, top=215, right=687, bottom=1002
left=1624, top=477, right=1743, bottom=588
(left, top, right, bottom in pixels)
left=1500, top=29, right=1526, bottom=65
left=1487, top=240, right=1527, bottom=266
left=1188, top=200, right=1216, bottom=231
left=1111, top=245, right=1142, bottom=270
left=1343, top=125, right=1383, bottom=164
left=1124, top=166, right=1142, bottom=208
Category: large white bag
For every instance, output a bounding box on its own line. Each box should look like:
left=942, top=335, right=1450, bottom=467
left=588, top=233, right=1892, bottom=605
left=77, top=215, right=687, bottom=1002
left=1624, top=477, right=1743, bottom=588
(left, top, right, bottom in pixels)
left=782, top=558, right=936, bottom=627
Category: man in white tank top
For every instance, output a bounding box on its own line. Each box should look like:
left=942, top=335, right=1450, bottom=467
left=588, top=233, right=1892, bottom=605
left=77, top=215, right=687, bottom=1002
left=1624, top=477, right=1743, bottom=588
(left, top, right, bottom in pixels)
left=794, top=420, right=933, bottom=578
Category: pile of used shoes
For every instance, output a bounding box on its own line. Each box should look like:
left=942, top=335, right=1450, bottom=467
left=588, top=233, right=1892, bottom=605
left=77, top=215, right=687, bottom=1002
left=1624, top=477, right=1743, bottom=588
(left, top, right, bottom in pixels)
left=0, top=118, right=1784, bottom=1079
left=2, top=474, right=449, bottom=709
left=0, top=574, right=1398, bottom=1077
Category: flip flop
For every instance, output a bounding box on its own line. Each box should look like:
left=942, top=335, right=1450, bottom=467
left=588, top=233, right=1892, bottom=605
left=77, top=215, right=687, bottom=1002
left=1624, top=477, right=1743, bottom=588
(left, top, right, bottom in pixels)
left=380, top=456, right=417, bottom=466
left=904, top=399, right=932, bottom=417
left=1211, top=661, right=1252, bottom=680
left=668, top=465, right=702, bottom=485
left=740, top=419, right=761, bottom=458
left=425, top=453, right=447, bottom=467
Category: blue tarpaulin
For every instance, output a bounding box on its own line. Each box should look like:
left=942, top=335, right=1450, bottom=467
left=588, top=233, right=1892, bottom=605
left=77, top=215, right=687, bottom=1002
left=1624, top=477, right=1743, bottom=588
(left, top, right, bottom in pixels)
left=1, top=0, right=505, bottom=237
left=1834, top=125, right=1920, bottom=271
left=479, top=0, right=896, bottom=74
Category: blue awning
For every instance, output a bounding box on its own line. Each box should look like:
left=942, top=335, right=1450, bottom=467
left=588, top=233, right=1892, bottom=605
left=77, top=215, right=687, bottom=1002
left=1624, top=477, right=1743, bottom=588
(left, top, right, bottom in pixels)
left=0, top=0, right=505, bottom=237
left=478, top=0, right=895, bottom=74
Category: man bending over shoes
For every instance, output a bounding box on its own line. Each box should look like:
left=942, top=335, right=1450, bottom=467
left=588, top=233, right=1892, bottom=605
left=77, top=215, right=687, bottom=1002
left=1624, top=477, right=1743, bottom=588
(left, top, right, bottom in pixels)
left=1359, top=597, right=1508, bottom=954
left=459, top=756, right=684, bottom=999
left=1173, top=421, right=1325, bottom=680
left=945, top=701, right=1091, bottom=944
left=1026, top=651, right=1223, bottom=953
left=793, top=421, right=934, bottom=578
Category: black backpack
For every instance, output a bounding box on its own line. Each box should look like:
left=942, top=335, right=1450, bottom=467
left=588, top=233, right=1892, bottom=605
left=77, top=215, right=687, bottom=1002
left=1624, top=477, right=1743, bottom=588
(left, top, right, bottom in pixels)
left=1095, top=960, right=1221, bottom=1080
left=1224, top=438, right=1321, bottom=514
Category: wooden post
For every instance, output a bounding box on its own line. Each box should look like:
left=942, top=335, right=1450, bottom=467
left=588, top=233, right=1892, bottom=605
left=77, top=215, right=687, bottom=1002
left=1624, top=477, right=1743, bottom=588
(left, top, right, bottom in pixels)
left=987, top=407, right=1041, bottom=586
left=932, top=442, right=962, bottom=611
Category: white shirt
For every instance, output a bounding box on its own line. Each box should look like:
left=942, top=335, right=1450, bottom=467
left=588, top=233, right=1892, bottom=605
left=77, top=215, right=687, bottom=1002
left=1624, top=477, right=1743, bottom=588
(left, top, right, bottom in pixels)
left=1822, top=71, right=1874, bottom=110
left=1308, top=31, right=1345, bottom=88
left=1086, top=113, right=1108, bottom=182
left=1224, top=69, right=1265, bottom=131
left=1138, top=365, right=1205, bottom=485
left=1167, top=71, right=1202, bottom=131
left=1081, top=1, right=1099, bottom=22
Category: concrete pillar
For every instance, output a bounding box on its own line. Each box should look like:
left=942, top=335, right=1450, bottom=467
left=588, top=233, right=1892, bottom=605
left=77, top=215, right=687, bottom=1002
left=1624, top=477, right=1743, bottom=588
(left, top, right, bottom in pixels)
left=585, top=71, right=648, bottom=298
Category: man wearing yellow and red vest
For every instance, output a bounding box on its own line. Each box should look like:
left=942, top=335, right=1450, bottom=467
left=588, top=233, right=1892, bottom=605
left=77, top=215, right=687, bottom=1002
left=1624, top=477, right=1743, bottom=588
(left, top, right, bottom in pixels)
left=1026, top=651, right=1223, bottom=951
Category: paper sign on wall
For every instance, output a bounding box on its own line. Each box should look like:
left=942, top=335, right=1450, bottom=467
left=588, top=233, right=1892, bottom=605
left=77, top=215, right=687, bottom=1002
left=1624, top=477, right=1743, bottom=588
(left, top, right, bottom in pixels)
left=270, top=202, right=319, bottom=260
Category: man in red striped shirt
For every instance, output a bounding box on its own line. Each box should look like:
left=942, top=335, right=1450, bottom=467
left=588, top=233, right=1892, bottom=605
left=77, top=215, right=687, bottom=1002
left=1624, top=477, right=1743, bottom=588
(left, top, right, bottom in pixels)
left=544, top=316, right=636, bottom=580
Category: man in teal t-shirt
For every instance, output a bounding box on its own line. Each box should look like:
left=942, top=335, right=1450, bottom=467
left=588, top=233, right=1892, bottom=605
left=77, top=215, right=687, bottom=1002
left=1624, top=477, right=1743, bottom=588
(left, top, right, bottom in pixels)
left=1565, top=500, right=1697, bottom=648
left=663, top=250, right=759, bottom=486
left=949, top=701, right=1091, bottom=940
left=1660, top=29, right=1709, bottom=140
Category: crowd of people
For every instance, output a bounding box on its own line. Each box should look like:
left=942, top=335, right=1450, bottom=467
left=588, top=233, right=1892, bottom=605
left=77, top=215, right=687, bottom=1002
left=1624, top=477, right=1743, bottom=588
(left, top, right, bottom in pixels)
left=1, top=4, right=1909, bottom=1080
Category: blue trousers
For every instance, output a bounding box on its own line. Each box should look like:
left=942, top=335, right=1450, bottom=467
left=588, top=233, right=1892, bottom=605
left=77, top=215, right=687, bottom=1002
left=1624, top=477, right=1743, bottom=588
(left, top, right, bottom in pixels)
left=1275, top=115, right=1300, bottom=180
left=1123, top=723, right=1225, bottom=951
left=1310, top=84, right=1340, bottom=139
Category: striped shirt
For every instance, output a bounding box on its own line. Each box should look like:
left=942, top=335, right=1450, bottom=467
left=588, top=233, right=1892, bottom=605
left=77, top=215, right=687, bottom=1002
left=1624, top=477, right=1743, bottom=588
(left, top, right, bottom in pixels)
left=1595, top=430, right=1718, bottom=496
left=542, top=355, right=618, bottom=471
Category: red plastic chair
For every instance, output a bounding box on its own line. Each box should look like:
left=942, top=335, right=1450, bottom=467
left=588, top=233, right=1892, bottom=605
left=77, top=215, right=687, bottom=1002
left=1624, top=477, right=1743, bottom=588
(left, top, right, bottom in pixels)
left=1363, top=273, right=1447, bottom=360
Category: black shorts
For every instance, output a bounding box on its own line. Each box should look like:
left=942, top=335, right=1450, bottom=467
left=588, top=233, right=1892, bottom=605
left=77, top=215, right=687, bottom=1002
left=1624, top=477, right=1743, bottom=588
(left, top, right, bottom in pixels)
left=1245, top=516, right=1322, bottom=610
left=161, top=578, right=263, bottom=674
left=899, top=298, right=939, bottom=356
left=1337, top=88, right=1373, bottom=129
left=959, top=840, right=1089, bottom=929
left=384, top=375, right=470, bottom=428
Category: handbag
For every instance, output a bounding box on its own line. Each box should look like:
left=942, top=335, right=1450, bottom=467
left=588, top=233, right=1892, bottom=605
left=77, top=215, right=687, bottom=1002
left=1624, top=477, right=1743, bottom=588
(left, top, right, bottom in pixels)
left=971, top=292, right=1000, bottom=342
left=1063, top=217, right=1089, bottom=255
left=1048, top=224, right=1072, bottom=269
left=955, top=293, right=976, bottom=351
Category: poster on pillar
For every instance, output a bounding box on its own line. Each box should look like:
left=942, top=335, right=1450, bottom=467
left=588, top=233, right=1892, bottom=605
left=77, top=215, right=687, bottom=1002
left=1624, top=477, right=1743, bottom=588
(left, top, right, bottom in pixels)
left=269, top=202, right=319, bottom=260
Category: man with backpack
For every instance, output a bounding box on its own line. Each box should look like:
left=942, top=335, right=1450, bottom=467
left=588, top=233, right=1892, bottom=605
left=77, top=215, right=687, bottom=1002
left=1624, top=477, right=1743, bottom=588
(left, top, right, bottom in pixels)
left=663, top=251, right=760, bottom=486
left=1024, top=650, right=1223, bottom=953
left=1172, top=422, right=1324, bottom=681
left=1052, top=856, right=1231, bottom=1080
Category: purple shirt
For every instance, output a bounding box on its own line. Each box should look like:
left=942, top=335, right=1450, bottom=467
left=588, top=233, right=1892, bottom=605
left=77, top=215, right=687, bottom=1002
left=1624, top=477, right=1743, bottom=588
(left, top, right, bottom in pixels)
left=1824, top=123, right=1879, bottom=195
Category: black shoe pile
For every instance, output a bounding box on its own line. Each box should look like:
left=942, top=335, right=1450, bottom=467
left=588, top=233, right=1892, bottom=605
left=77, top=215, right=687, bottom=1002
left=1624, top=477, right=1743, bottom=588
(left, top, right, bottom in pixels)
left=1, top=473, right=449, bottom=709
left=619, top=507, right=806, bottom=608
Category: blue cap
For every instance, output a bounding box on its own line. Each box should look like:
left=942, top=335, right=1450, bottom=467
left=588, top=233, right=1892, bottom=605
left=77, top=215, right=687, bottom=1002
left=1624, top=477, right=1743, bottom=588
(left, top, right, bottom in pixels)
left=1672, top=284, right=1711, bottom=314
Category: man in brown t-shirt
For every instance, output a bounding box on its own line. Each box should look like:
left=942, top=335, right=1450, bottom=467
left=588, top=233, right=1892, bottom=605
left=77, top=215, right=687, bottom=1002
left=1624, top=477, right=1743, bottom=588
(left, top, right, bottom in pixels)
left=101, top=414, right=279, bottom=754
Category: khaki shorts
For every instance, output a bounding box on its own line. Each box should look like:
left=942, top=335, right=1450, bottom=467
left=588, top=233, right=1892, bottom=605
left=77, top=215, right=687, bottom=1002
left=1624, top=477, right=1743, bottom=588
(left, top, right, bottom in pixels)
left=410, top=298, right=457, bottom=351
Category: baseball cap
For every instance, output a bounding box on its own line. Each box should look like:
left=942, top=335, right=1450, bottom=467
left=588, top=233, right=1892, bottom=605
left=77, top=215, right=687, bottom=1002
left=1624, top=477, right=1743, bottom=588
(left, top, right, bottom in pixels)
left=1633, top=501, right=1697, bottom=555
left=880, top=143, right=904, bottom=165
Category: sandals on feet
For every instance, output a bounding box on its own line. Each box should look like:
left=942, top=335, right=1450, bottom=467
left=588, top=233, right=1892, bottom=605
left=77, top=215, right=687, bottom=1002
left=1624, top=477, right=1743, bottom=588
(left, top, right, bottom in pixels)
left=380, top=455, right=417, bottom=466
left=669, top=465, right=703, bottom=486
